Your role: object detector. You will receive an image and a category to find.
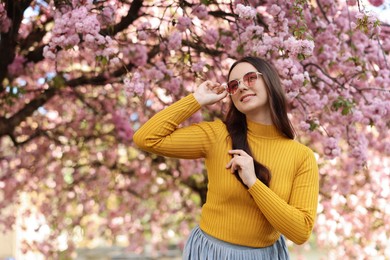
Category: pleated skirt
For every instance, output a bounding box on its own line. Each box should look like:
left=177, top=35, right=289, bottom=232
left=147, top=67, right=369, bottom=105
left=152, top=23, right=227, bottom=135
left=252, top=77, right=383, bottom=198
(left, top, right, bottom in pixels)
left=183, top=226, right=290, bottom=260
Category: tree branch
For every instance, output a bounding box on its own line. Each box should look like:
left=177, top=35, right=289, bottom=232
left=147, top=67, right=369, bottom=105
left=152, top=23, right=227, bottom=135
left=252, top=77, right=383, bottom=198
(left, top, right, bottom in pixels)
left=0, top=1, right=33, bottom=87
left=0, top=43, right=160, bottom=138
left=315, top=0, right=330, bottom=24
left=100, top=0, right=144, bottom=36
left=182, top=39, right=223, bottom=56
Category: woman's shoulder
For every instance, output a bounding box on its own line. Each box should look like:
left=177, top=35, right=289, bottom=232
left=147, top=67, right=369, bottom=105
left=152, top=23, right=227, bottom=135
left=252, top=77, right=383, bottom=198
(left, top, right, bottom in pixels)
left=285, top=138, right=316, bottom=158
left=195, top=118, right=226, bottom=128
left=193, top=119, right=229, bottom=140
left=195, top=118, right=228, bottom=132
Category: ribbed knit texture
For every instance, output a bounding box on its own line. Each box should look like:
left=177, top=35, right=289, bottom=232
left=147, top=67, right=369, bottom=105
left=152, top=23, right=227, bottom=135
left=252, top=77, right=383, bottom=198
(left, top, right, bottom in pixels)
left=133, top=94, right=319, bottom=247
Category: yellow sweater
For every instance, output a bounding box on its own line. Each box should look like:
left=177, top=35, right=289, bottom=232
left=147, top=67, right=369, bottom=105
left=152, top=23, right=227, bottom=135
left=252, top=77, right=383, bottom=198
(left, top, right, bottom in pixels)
left=133, top=94, right=319, bottom=247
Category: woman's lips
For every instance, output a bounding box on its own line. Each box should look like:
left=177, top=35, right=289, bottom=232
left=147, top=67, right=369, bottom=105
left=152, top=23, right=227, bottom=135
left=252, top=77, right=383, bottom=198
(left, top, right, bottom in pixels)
left=240, top=94, right=256, bottom=102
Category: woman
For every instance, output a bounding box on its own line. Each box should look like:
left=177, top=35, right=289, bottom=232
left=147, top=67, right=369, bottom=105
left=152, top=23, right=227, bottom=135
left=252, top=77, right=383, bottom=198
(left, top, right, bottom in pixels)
left=133, top=56, right=319, bottom=259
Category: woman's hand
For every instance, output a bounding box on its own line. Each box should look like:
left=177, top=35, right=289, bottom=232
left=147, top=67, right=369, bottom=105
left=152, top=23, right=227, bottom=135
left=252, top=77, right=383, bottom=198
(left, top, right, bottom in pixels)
left=193, top=80, right=227, bottom=106
left=226, top=149, right=257, bottom=188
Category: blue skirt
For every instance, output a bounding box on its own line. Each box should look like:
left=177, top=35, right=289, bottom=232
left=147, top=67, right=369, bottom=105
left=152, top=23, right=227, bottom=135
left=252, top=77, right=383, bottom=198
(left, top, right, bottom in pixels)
left=183, top=226, right=290, bottom=260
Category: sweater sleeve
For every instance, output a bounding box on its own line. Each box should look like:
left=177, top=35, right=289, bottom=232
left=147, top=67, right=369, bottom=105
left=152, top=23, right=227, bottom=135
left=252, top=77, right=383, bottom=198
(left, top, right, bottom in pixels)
left=133, top=94, right=217, bottom=159
left=248, top=148, right=319, bottom=245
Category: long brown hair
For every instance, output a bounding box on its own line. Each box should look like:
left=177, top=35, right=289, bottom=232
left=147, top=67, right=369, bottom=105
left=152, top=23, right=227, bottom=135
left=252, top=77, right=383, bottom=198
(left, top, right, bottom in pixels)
left=224, top=56, right=295, bottom=187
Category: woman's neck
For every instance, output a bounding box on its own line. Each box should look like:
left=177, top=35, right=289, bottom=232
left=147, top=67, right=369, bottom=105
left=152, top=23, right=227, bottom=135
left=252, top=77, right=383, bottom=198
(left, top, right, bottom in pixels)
left=245, top=108, right=273, bottom=125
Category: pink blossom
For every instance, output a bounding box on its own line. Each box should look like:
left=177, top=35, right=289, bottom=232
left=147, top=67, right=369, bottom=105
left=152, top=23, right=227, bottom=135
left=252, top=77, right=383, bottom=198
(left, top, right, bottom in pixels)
left=368, top=0, right=384, bottom=7
left=177, top=17, right=191, bottom=32
left=64, top=34, right=80, bottom=47
left=43, top=46, right=56, bottom=59
left=269, top=4, right=282, bottom=16
left=219, top=35, right=233, bottom=48
left=203, top=29, right=218, bottom=45
left=94, top=34, right=106, bottom=45
left=138, top=31, right=149, bottom=41
left=167, top=31, right=182, bottom=50
left=7, top=56, right=26, bottom=76
left=110, top=57, right=120, bottom=65
left=84, top=33, right=95, bottom=43
left=164, top=77, right=181, bottom=95
left=102, top=46, right=117, bottom=58
left=129, top=44, right=148, bottom=66
left=155, top=61, right=173, bottom=77
left=145, top=67, right=165, bottom=82
left=301, top=40, right=315, bottom=55
left=323, top=137, right=341, bottom=158
left=99, top=5, right=116, bottom=25
left=299, top=121, right=311, bottom=131
left=124, top=72, right=145, bottom=96
left=112, top=109, right=133, bottom=143
left=355, top=12, right=365, bottom=19
left=283, top=37, right=314, bottom=57
left=241, top=25, right=264, bottom=41
left=235, top=4, right=257, bottom=19
left=75, top=14, right=100, bottom=35
left=191, top=60, right=206, bottom=72
left=133, top=82, right=145, bottom=95
left=292, top=73, right=304, bottom=84
left=123, top=77, right=130, bottom=85
left=191, top=4, right=208, bottom=20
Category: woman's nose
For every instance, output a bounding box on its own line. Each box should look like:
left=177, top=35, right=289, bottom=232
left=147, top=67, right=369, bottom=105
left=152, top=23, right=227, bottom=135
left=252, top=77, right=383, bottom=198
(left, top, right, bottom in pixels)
left=237, top=80, right=248, bottom=91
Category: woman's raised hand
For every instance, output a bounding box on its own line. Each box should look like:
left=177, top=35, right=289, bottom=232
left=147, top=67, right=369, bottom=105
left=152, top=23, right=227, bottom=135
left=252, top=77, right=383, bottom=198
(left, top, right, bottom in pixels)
left=193, top=80, right=228, bottom=106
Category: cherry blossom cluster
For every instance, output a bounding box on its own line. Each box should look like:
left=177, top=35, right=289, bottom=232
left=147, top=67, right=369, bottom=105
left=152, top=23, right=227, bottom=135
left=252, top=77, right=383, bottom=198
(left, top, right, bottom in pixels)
left=111, top=108, right=134, bottom=143
left=7, top=55, right=26, bottom=77
left=43, top=1, right=117, bottom=62
left=123, top=72, right=145, bottom=97
left=235, top=4, right=257, bottom=19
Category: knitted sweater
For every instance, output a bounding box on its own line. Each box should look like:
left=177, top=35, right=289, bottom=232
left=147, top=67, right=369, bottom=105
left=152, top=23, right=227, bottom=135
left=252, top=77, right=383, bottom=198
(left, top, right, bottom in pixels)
left=133, top=94, right=319, bottom=247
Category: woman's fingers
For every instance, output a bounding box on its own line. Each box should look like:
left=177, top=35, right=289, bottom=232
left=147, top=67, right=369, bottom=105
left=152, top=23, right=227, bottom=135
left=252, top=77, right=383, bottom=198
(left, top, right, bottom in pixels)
left=206, top=84, right=223, bottom=95
left=194, top=81, right=227, bottom=106
left=210, top=83, right=225, bottom=94
left=228, top=149, right=248, bottom=157
left=226, top=150, right=257, bottom=188
left=225, top=159, right=239, bottom=173
left=226, top=149, right=252, bottom=172
left=203, top=81, right=227, bottom=96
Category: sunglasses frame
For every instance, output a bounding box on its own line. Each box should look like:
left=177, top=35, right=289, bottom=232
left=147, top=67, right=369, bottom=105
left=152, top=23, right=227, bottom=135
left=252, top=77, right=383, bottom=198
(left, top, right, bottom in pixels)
left=223, top=71, right=263, bottom=95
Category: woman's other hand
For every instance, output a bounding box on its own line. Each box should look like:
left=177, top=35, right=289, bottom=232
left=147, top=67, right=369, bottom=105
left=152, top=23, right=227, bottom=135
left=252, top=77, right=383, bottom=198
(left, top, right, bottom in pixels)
left=194, top=80, right=227, bottom=106
left=226, top=149, right=257, bottom=188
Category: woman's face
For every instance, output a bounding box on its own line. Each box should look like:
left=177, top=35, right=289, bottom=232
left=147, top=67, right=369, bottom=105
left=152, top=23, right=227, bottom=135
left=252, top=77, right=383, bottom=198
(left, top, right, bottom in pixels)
left=228, top=62, right=272, bottom=123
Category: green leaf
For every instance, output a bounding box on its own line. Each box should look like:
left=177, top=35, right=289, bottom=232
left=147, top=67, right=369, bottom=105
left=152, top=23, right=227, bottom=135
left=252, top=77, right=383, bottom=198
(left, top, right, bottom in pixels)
left=331, top=97, right=354, bottom=115
left=183, top=53, right=190, bottom=63
left=303, top=79, right=310, bottom=86
left=309, top=121, right=319, bottom=131
left=298, top=53, right=305, bottom=60
left=201, top=0, right=213, bottom=5
left=96, top=55, right=109, bottom=65
left=236, top=44, right=244, bottom=55
left=52, top=75, right=66, bottom=89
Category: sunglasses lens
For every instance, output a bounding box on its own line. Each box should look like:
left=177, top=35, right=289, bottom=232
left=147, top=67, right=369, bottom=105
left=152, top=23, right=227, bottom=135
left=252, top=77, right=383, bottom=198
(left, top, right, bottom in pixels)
left=243, top=72, right=258, bottom=87
left=226, top=72, right=260, bottom=95
left=227, top=80, right=238, bottom=94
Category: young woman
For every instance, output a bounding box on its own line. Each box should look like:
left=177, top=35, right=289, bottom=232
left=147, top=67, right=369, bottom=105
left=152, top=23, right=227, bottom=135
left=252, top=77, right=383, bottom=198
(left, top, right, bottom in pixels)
left=133, top=56, right=319, bottom=259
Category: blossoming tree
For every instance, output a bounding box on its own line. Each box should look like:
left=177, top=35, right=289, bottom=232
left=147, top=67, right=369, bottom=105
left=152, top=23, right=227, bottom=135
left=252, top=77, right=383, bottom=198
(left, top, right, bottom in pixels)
left=0, top=0, right=389, bottom=258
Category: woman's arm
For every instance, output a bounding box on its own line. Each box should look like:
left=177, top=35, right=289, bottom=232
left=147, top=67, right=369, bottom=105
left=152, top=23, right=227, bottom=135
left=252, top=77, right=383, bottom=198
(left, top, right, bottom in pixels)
left=248, top=149, right=319, bottom=245
left=133, top=81, right=227, bottom=159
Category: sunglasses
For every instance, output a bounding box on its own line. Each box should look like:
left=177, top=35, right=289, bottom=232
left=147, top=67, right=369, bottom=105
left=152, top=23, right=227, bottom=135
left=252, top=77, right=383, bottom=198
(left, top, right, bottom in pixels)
left=223, top=71, right=262, bottom=95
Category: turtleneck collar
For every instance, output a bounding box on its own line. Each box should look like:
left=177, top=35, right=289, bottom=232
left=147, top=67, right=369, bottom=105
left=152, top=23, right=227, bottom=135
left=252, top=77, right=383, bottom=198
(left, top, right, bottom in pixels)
left=247, top=119, right=283, bottom=139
